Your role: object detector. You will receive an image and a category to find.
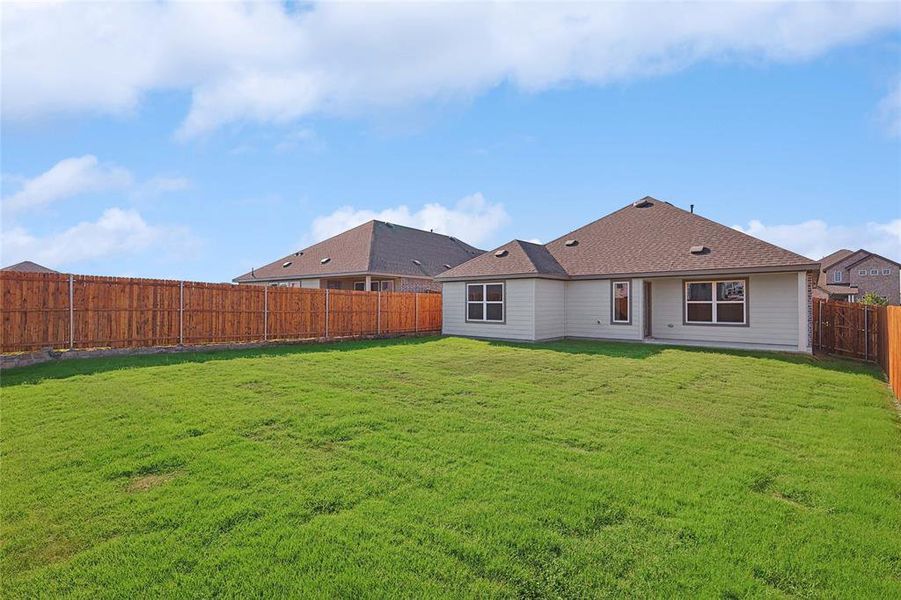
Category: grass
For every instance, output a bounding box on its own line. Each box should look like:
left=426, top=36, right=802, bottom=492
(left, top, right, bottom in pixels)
left=2, top=336, right=899, bottom=598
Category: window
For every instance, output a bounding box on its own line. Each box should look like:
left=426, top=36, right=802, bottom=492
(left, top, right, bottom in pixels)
left=353, top=281, right=366, bottom=291
left=466, top=282, right=504, bottom=322
left=685, top=279, right=746, bottom=325
left=371, top=280, right=394, bottom=292
left=833, top=270, right=842, bottom=282
left=612, top=281, right=630, bottom=323
left=870, top=268, right=879, bottom=275
left=859, top=269, right=867, bottom=276
left=883, top=268, right=892, bottom=275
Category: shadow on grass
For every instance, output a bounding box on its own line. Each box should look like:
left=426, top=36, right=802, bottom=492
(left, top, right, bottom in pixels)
left=0, top=336, right=445, bottom=387
left=483, top=338, right=886, bottom=380
left=2, top=335, right=883, bottom=387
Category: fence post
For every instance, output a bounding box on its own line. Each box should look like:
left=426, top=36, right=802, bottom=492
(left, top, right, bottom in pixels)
left=818, top=300, right=823, bottom=349
left=864, top=306, right=869, bottom=361
left=325, top=289, right=329, bottom=339
left=179, top=280, right=184, bottom=345
left=68, top=273, right=74, bottom=349
left=415, top=293, right=419, bottom=334
left=377, top=291, right=381, bottom=336
left=263, top=286, right=268, bottom=342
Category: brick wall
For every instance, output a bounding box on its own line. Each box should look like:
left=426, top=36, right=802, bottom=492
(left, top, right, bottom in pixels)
left=807, top=270, right=815, bottom=347
left=397, top=277, right=441, bottom=292
left=848, top=257, right=900, bottom=304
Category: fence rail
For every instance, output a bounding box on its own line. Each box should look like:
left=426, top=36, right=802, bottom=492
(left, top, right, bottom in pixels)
left=0, top=271, right=441, bottom=353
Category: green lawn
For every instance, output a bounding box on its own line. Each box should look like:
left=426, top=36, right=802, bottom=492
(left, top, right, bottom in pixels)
left=2, top=337, right=899, bottom=598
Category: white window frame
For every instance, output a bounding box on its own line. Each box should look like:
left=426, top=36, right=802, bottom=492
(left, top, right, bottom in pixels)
left=353, top=281, right=366, bottom=291
left=833, top=270, right=842, bottom=283
left=611, top=281, right=631, bottom=324
left=466, top=282, right=504, bottom=323
left=858, top=269, right=867, bottom=276
left=685, top=279, right=747, bottom=325
left=883, top=268, right=892, bottom=275
left=870, top=268, right=879, bottom=276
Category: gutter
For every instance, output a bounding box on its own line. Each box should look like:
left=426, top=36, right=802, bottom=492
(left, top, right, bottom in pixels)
left=437, top=262, right=821, bottom=282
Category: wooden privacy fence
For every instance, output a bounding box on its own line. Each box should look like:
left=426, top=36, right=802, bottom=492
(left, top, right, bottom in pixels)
left=0, top=271, right=442, bottom=353
left=813, top=299, right=901, bottom=399
left=878, top=306, right=901, bottom=399
left=813, top=299, right=882, bottom=362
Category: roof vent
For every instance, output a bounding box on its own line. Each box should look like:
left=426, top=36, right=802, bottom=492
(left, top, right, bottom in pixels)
left=282, top=261, right=292, bottom=268
left=633, top=198, right=653, bottom=208
left=412, top=259, right=422, bottom=266
left=385, top=222, right=395, bottom=228
left=564, top=239, right=579, bottom=247
left=320, top=257, right=331, bottom=264
left=495, top=249, right=509, bottom=258
left=443, top=264, right=451, bottom=269
left=689, top=245, right=709, bottom=255
left=294, top=251, right=303, bottom=256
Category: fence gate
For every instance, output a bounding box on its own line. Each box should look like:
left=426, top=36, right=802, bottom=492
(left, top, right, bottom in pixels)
left=813, top=299, right=882, bottom=362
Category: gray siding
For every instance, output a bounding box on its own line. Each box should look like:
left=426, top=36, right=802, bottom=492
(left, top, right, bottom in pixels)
left=649, top=273, right=798, bottom=348
left=300, top=279, right=320, bottom=289
left=442, top=279, right=535, bottom=340
left=564, top=279, right=643, bottom=340
left=534, top=279, right=565, bottom=340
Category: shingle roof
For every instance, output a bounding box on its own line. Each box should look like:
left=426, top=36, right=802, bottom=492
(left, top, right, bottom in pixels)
left=819, top=249, right=855, bottom=270
left=1, top=261, right=58, bottom=273
left=439, top=240, right=568, bottom=280
left=438, top=197, right=819, bottom=280
left=233, top=220, right=483, bottom=283
left=820, top=284, right=859, bottom=295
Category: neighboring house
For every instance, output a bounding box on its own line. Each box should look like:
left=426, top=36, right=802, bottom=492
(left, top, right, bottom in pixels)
left=436, top=197, right=820, bottom=352
left=234, top=220, right=482, bottom=292
left=813, top=249, right=900, bottom=305
left=1, top=261, right=59, bottom=273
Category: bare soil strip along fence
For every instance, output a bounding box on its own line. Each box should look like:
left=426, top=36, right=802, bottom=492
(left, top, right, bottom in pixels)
left=813, top=299, right=901, bottom=398
left=0, top=271, right=442, bottom=354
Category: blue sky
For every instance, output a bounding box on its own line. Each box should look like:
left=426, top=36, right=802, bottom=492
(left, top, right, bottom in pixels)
left=2, top=2, right=900, bottom=282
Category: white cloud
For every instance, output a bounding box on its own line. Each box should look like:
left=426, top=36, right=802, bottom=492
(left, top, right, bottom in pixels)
left=2, top=2, right=897, bottom=137
left=733, top=219, right=901, bottom=261
left=2, top=155, right=132, bottom=214
left=878, top=81, right=901, bottom=138
left=1, top=208, right=197, bottom=267
left=309, top=193, right=509, bottom=247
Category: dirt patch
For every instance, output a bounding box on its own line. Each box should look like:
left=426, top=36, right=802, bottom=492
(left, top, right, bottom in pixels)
left=125, top=472, right=177, bottom=493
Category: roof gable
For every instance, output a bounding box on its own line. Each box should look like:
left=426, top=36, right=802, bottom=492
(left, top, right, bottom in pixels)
left=440, top=240, right=567, bottom=280
left=1, top=261, right=59, bottom=273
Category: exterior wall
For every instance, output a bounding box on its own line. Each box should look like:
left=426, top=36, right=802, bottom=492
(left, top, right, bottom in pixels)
left=300, top=279, right=320, bottom=289
left=442, top=279, right=536, bottom=341
left=564, top=278, right=643, bottom=340
left=534, top=279, right=565, bottom=340
left=847, top=256, right=900, bottom=305
left=442, top=271, right=810, bottom=350
left=649, top=272, right=800, bottom=349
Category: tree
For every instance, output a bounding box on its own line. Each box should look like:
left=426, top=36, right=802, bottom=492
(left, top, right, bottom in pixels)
left=860, top=292, right=888, bottom=306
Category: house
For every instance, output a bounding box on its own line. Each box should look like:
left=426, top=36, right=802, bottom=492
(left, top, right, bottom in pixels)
left=233, top=220, right=483, bottom=292
left=1, top=261, right=59, bottom=273
left=436, top=197, right=820, bottom=352
left=813, top=249, right=900, bottom=305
